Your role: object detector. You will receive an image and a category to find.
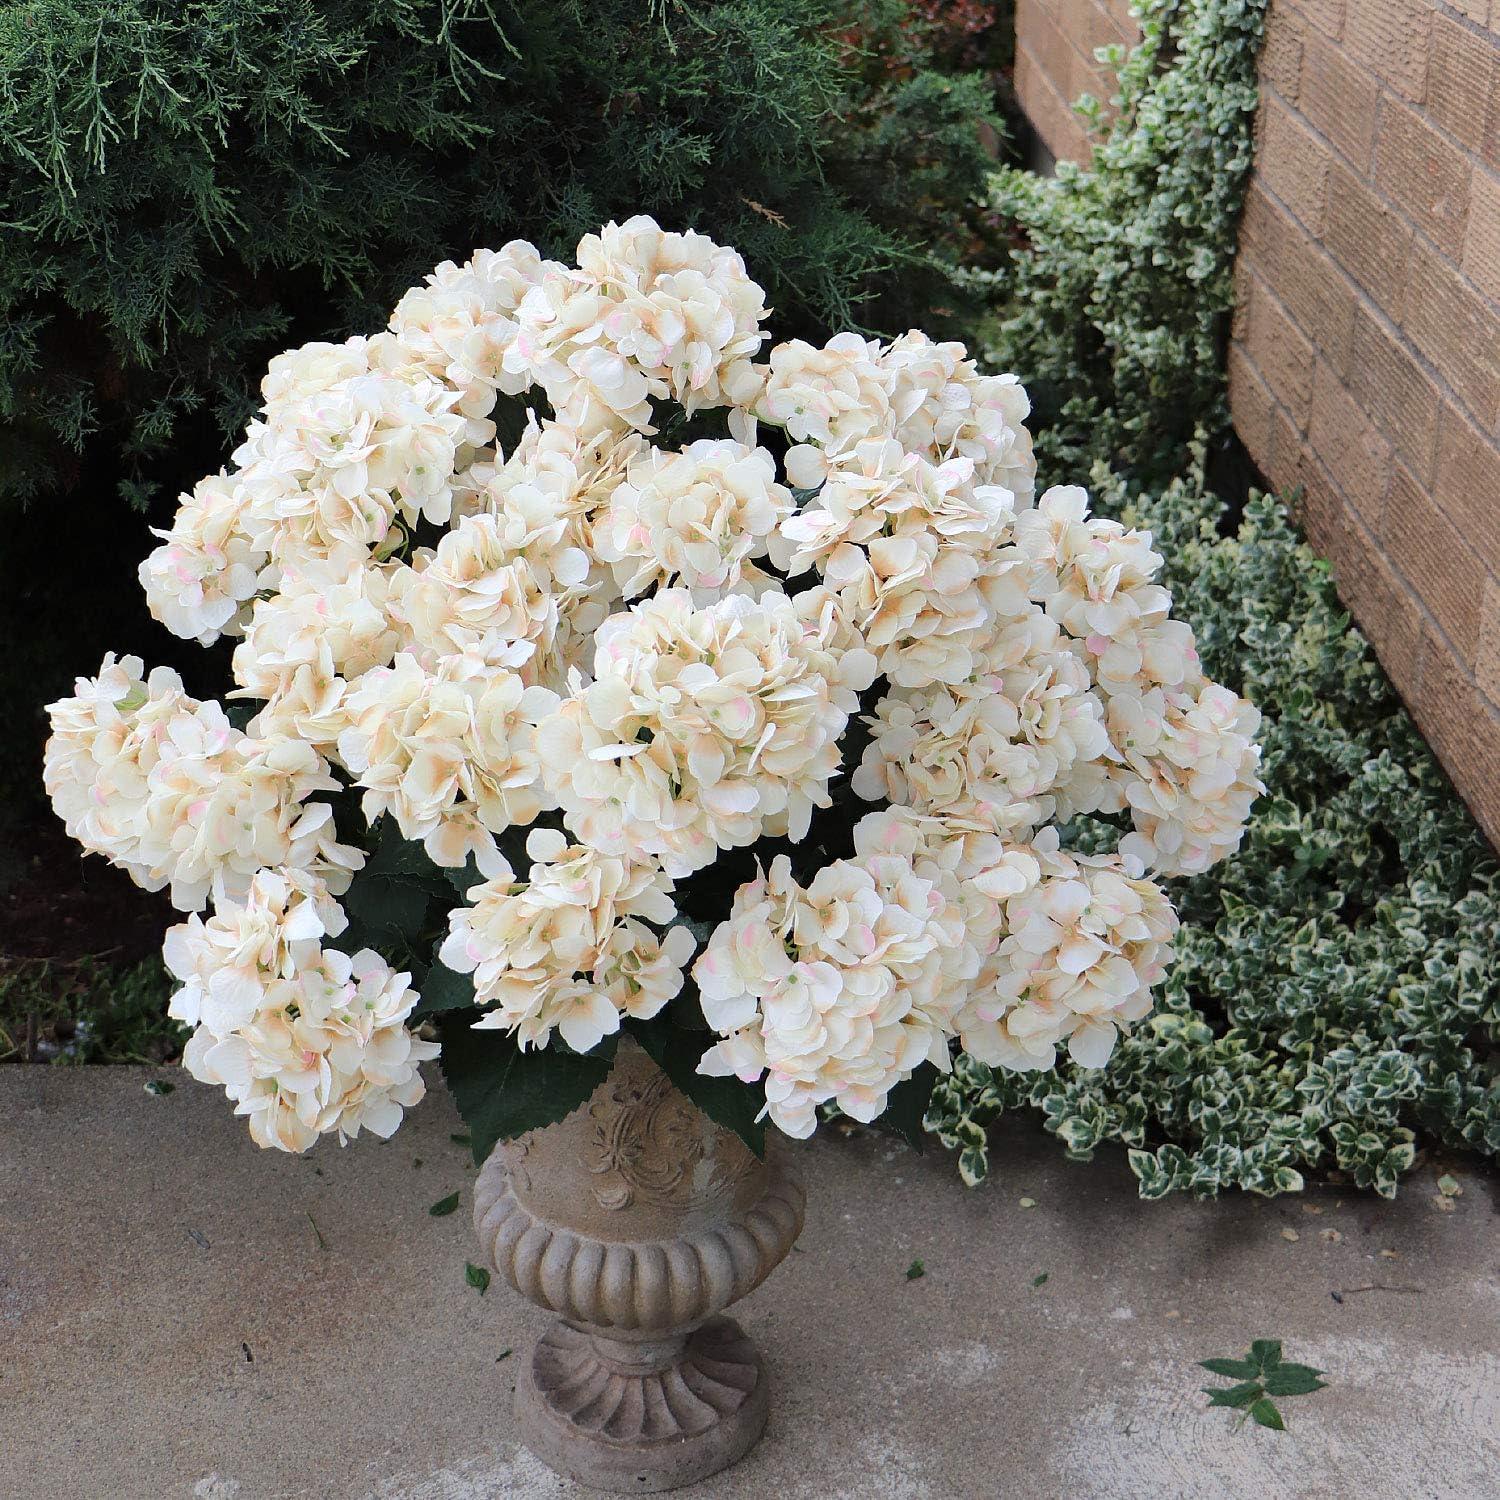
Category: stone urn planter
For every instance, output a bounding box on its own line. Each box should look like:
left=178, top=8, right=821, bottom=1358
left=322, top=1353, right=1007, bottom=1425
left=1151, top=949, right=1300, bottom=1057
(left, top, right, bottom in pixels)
left=472, top=1036, right=806, bottom=1492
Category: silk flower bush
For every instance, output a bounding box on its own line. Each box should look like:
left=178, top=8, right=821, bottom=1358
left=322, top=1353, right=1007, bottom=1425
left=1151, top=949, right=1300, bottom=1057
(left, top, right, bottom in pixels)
left=43, top=219, right=1262, bottom=1160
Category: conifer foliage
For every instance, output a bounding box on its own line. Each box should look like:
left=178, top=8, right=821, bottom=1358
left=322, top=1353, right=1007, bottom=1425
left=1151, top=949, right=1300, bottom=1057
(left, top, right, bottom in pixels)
left=0, top=0, right=996, bottom=507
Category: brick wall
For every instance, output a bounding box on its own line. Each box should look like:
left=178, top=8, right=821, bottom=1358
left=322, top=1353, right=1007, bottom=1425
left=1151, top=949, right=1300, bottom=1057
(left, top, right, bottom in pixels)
left=1014, top=0, right=1139, bottom=162
left=1227, top=0, right=1500, bottom=845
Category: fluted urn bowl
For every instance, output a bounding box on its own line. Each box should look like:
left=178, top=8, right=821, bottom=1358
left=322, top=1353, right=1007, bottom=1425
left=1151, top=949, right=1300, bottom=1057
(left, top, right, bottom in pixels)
left=472, top=1035, right=806, bottom=1492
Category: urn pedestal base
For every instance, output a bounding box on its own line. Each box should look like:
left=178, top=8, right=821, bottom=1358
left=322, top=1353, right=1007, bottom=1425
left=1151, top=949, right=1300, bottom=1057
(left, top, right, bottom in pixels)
left=515, top=1316, right=768, bottom=1493
left=473, top=1037, right=805, bottom=1494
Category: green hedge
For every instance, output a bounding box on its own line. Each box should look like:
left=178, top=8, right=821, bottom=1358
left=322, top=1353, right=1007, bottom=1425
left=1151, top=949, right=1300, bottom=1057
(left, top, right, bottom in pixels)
left=927, top=0, right=1500, bottom=1196
left=0, top=0, right=997, bottom=509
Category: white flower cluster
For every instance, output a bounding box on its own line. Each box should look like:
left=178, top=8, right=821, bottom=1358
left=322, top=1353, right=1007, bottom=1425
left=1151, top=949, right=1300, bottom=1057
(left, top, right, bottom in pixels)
left=46, top=219, right=1262, bottom=1151
left=166, top=869, right=437, bottom=1151
left=439, top=829, right=692, bottom=1054
left=695, top=813, right=977, bottom=1137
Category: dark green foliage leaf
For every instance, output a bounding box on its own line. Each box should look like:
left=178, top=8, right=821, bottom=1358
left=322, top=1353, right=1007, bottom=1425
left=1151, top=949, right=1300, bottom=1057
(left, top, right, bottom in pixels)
left=878, top=1063, right=938, bottom=1153
left=1263, top=1365, right=1326, bottom=1397
left=449, top=1133, right=471, bottom=1146
left=428, top=1192, right=460, bottom=1217
left=465, top=1262, right=491, bottom=1296
left=437, top=1013, right=612, bottom=1164
left=1202, top=1343, right=1325, bottom=1429
left=1031, top=1272, right=1049, bottom=1288
left=413, top=957, right=476, bottom=1016
left=905, top=1259, right=925, bottom=1280
left=1250, top=1398, right=1286, bottom=1432
left=630, top=1022, right=766, bottom=1158
left=343, top=821, right=450, bottom=947
left=1204, top=1381, right=1263, bottom=1409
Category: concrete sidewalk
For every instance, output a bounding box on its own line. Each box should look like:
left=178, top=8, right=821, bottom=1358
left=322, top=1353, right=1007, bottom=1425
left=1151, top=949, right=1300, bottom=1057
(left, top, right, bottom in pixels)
left=2, top=1067, right=1496, bottom=1500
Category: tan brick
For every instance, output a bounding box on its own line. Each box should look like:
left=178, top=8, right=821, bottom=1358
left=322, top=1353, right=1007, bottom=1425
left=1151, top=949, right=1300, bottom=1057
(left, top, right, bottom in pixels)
left=1346, top=0, right=1432, bottom=102
left=1347, top=306, right=1442, bottom=482
left=1434, top=406, right=1500, bottom=569
left=1413, top=626, right=1500, bottom=849
left=1308, top=358, right=1393, bottom=531
left=1325, top=162, right=1413, bottom=320
left=1298, top=0, right=1347, bottom=40
left=1241, top=181, right=1357, bottom=370
left=1403, top=239, right=1500, bottom=426
left=1330, top=517, right=1426, bottom=703
left=1462, top=166, right=1500, bottom=304
left=1376, top=96, right=1473, bottom=260
left=1100, top=0, right=1142, bottom=38
left=1478, top=575, right=1500, bottom=706
left=1290, top=451, right=1357, bottom=566
left=1229, top=344, right=1277, bottom=474
left=1298, top=29, right=1380, bottom=174
left=1258, top=4, right=1305, bottom=101
left=1427, top=13, right=1498, bottom=156
left=1244, top=275, right=1318, bottom=418
left=1269, top=401, right=1303, bottom=494
left=1382, top=464, right=1485, bottom=658
left=1019, top=0, right=1085, bottom=104
left=1016, top=46, right=1092, bottom=165
left=1054, top=0, right=1133, bottom=66
left=1257, top=95, right=1332, bottom=234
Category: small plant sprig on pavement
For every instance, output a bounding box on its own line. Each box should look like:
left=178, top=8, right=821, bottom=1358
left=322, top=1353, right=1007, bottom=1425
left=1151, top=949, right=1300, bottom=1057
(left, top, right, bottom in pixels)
left=1201, top=1340, right=1326, bottom=1431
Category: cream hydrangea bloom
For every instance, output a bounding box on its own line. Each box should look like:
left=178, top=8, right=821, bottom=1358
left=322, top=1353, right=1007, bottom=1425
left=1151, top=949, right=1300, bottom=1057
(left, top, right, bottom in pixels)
left=694, top=814, right=978, bottom=1137
left=388, top=241, right=551, bottom=427
left=336, top=652, right=558, bottom=873
left=537, top=589, right=876, bottom=874
left=853, top=625, right=1110, bottom=834
left=439, top=827, right=690, bottom=1051
left=593, top=437, right=791, bottom=601
left=230, top=559, right=404, bottom=746
left=44, top=654, right=361, bottom=912
left=955, top=831, right=1178, bottom=1073
left=505, top=217, right=767, bottom=437
left=1111, top=683, right=1264, bottom=876
left=46, top=220, right=1263, bottom=1153
left=180, top=936, right=437, bottom=1153
left=139, top=473, right=267, bottom=645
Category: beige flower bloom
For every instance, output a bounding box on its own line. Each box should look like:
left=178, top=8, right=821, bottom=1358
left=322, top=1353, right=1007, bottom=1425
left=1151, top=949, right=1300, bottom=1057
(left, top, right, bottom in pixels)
left=336, top=652, right=558, bottom=872
left=594, top=438, right=790, bottom=601
left=537, top=589, right=875, bottom=874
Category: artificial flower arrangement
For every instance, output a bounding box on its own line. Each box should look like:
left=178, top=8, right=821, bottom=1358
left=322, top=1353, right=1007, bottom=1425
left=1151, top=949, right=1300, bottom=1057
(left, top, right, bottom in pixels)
left=44, top=219, right=1262, bottom=1163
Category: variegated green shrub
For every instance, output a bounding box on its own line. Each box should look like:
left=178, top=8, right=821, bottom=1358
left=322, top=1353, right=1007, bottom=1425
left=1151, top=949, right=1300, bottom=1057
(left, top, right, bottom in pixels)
left=929, top=0, right=1500, bottom=1197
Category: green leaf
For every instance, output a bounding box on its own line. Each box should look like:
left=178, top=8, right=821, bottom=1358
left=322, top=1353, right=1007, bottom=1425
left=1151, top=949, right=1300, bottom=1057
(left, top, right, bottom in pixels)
left=429, top=1192, right=460, bottom=1217
left=437, top=1013, right=612, bottom=1164
left=1201, top=1357, right=1260, bottom=1380
left=413, top=956, right=475, bottom=1016
left=1031, top=1272, right=1049, bottom=1288
left=465, top=1262, right=491, bottom=1296
left=878, top=1062, right=938, bottom=1153
left=905, top=1259, right=925, bottom=1280
left=1250, top=1339, right=1284, bottom=1373
left=344, top=820, right=450, bottom=943
left=630, top=1022, right=765, bottom=1157
left=1263, top=1365, right=1326, bottom=1397
left=1204, top=1381, right=1263, bottom=1409
left=1250, top=1398, right=1286, bottom=1431
left=449, top=1132, right=471, bottom=1146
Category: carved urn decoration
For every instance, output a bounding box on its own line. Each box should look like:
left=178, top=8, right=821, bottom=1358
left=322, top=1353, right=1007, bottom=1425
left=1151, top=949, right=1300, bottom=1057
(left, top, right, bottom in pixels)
left=473, top=1036, right=806, bottom=1491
